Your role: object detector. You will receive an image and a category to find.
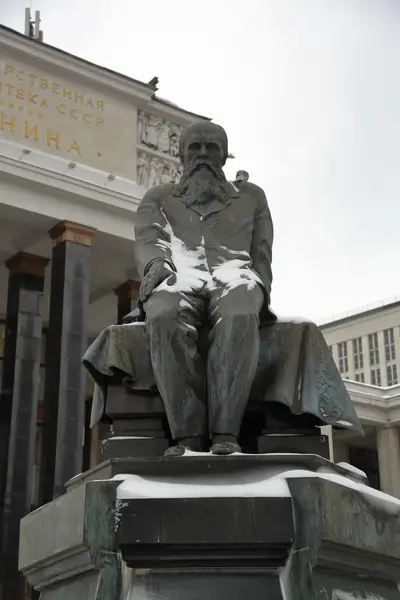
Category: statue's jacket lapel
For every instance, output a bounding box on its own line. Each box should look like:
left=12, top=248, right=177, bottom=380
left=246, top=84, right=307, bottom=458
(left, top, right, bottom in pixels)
left=158, top=181, right=271, bottom=289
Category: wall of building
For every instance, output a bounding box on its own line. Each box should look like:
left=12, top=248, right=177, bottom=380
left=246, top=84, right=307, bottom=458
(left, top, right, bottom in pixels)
left=0, top=53, right=138, bottom=178
left=321, top=303, right=400, bottom=386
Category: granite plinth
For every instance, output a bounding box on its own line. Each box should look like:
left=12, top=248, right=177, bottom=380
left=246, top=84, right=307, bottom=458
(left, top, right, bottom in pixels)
left=257, top=432, right=330, bottom=457
left=118, top=496, right=293, bottom=568
left=99, top=436, right=169, bottom=461
left=115, top=457, right=400, bottom=600
left=19, top=454, right=400, bottom=600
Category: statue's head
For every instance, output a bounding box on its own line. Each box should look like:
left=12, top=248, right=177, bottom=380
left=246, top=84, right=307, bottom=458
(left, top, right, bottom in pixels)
left=177, top=121, right=229, bottom=206
left=179, top=121, right=228, bottom=170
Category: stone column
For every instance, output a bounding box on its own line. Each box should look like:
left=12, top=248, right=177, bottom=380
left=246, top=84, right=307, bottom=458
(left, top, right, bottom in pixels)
left=377, top=426, right=400, bottom=497
left=0, top=252, right=49, bottom=600
left=114, top=279, right=140, bottom=324
left=40, top=221, right=95, bottom=504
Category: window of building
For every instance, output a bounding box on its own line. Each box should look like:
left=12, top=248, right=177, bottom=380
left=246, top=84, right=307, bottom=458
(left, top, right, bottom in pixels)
left=338, top=341, right=348, bottom=375
left=355, top=372, right=365, bottom=383
left=387, top=364, right=398, bottom=387
left=352, top=337, right=364, bottom=370
left=384, top=328, right=396, bottom=362
left=371, top=368, right=381, bottom=386
left=368, top=333, right=380, bottom=366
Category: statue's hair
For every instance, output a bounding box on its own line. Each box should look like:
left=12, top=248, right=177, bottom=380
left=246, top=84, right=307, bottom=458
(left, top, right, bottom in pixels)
left=179, top=121, right=228, bottom=161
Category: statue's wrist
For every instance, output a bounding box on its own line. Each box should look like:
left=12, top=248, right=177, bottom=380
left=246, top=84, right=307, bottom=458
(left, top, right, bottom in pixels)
left=144, top=258, right=174, bottom=275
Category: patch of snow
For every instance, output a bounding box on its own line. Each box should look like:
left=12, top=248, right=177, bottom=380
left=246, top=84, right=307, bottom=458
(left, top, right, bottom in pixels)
left=273, top=314, right=314, bottom=324
left=337, top=462, right=367, bottom=479
left=114, top=498, right=129, bottom=532
left=281, top=469, right=400, bottom=513
left=179, top=298, right=191, bottom=308
left=68, top=472, right=83, bottom=482
left=117, top=466, right=291, bottom=500
left=220, top=244, right=250, bottom=257
left=153, top=211, right=262, bottom=296
left=333, top=590, right=386, bottom=600
left=115, top=461, right=400, bottom=513
left=109, top=436, right=152, bottom=440
left=213, top=262, right=261, bottom=298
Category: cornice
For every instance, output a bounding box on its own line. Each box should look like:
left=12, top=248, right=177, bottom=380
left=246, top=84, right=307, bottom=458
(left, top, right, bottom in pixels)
left=148, top=97, right=211, bottom=125
left=0, top=26, right=153, bottom=105
left=0, top=152, right=142, bottom=216
left=346, top=381, right=400, bottom=427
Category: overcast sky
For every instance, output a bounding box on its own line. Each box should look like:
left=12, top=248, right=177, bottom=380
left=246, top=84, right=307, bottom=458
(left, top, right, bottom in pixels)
left=1, top=0, right=399, bottom=321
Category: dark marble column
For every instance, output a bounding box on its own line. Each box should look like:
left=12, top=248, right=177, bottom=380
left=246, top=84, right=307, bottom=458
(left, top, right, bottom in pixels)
left=0, top=252, right=49, bottom=600
left=39, top=221, right=95, bottom=504
left=114, top=279, right=140, bottom=324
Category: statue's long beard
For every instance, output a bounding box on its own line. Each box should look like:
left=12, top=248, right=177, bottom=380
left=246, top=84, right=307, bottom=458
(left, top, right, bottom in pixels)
left=179, top=162, right=228, bottom=206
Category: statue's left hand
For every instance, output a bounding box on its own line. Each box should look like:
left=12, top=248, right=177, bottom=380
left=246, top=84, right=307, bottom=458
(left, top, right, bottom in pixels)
left=139, top=261, right=177, bottom=303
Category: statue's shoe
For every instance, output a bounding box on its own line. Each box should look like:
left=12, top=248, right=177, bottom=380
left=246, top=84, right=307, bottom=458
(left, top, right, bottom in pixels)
left=165, top=436, right=208, bottom=457
left=211, top=441, right=241, bottom=455
left=164, top=445, right=188, bottom=457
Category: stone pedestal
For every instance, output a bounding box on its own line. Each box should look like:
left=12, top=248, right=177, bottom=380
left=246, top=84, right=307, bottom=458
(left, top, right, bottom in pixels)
left=19, top=454, right=400, bottom=600
left=98, top=387, right=169, bottom=461
left=19, top=480, right=124, bottom=600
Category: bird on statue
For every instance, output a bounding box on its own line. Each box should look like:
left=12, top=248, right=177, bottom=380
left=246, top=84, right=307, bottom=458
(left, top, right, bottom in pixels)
left=235, top=170, right=249, bottom=183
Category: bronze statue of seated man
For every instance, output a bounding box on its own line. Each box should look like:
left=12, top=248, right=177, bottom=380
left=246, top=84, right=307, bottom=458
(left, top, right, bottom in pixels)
left=83, top=121, right=362, bottom=458
left=128, top=121, right=361, bottom=456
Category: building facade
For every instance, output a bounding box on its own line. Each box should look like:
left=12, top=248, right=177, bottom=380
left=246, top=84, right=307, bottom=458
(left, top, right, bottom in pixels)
left=320, top=298, right=400, bottom=386
left=320, top=299, right=400, bottom=501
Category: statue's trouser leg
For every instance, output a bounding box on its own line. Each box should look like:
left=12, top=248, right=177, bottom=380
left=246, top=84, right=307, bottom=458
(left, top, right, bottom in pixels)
left=207, top=283, right=264, bottom=436
left=144, top=290, right=207, bottom=440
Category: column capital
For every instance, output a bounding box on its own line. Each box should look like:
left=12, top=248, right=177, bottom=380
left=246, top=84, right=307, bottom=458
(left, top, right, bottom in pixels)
left=49, top=221, right=96, bottom=248
left=5, top=252, right=50, bottom=277
left=114, top=279, right=140, bottom=301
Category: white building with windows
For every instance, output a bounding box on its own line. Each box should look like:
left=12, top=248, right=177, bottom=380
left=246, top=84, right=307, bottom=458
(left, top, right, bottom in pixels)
left=320, top=297, right=400, bottom=386
left=320, top=297, right=400, bottom=498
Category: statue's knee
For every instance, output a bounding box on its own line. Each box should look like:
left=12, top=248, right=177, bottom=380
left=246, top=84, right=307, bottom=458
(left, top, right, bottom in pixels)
left=145, top=294, right=181, bottom=324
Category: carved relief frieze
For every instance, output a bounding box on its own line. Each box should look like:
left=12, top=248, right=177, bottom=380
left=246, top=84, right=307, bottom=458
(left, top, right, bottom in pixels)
left=137, top=110, right=182, bottom=157
left=137, top=151, right=183, bottom=188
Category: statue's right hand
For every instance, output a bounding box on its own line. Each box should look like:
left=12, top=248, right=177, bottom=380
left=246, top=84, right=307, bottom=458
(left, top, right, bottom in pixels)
left=139, top=261, right=177, bottom=303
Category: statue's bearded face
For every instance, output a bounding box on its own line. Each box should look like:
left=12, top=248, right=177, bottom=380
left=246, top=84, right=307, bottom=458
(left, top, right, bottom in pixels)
left=179, top=132, right=228, bottom=205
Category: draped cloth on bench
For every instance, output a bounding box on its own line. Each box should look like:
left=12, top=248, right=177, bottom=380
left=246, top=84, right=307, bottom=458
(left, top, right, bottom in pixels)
left=83, top=318, right=363, bottom=435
